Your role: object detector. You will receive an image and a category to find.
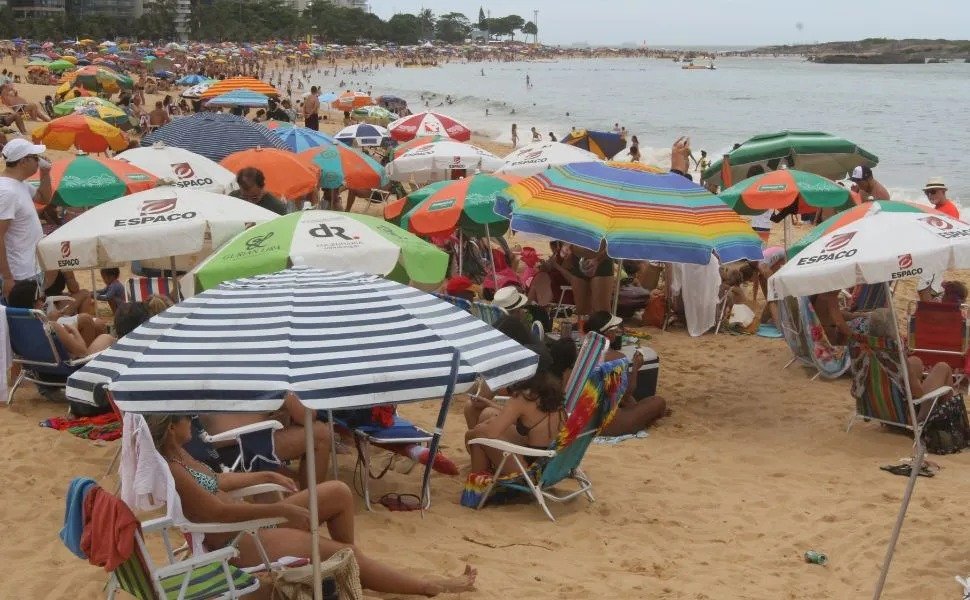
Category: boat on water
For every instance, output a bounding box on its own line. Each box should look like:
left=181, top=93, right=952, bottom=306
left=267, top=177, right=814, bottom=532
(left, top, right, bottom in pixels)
left=682, top=62, right=716, bottom=70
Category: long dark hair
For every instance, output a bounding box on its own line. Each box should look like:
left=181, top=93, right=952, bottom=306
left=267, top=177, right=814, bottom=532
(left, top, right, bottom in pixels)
left=509, top=371, right=564, bottom=413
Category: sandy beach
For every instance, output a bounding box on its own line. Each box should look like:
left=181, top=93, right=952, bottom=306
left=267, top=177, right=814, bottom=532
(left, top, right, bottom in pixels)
left=2, top=56, right=970, bottom=600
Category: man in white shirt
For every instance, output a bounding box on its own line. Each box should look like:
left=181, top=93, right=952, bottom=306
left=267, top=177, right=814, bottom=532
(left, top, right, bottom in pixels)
left=0, top=138, right=52, bottom=298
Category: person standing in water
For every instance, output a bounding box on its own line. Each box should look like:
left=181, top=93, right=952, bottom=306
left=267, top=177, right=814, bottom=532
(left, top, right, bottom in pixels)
left=511, top=124, right=518, bottom=148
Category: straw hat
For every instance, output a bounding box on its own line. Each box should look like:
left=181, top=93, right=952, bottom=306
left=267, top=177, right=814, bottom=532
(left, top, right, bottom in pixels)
left=492, top=286, right=528, bottom=311
left=923, top=177, right=947, bottom=192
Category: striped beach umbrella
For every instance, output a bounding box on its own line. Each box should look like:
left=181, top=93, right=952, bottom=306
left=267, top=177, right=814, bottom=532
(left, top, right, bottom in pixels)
left=350, top=105, right=397, bottom=124
left=388, top=111, right=471, bottom=142
left=141, top=112, right=288, bottom=162
left=59, top=65, right=133, bottom=93
left=718, top=169, right=858, bottom=216
left=262, top=119, right=295, bottom=131
left=334, top=123, right=389, bottom=147
left=560, top=129, right=627, bottom=159
left=298, top=143, right=387, bottom=190
left=32, top=114, right=128, bottom=153
left=220, top=148, right=321, bottom=200
left=199, top=76, right=279, bottom=99
left=116, top=143, right=238, bottom=195
left=205, top=88, right=269, bottom=108
left=605, top=161, right=667, bottom=174
left=385, top=173, right=521, bottom=237
left=181, top=81, right=213, bottom=98
left=177, top=74, right=210, bottom=86
left=183, top=211, right=449, bottom=296
left=27, top=154, right=158, bottom=207
left=272, top=126, right=336, bottom=153
left=52, top=96, right=132, bottom=127
left=496, top=162, right=764, bottom=264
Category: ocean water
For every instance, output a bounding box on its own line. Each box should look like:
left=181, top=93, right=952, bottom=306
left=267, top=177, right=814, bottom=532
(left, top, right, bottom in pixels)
left=329, top=56, right=970, bottom=204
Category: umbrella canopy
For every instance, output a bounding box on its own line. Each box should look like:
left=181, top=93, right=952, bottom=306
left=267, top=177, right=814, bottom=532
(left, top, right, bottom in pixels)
left=177, top=74, right=210, bottom=86
left=183, top=210, right=449, bottom=296
left=205, top=88, right=269, bottom=108
left=334, top=123, right=389, bottom=147
left=52, top=96, right=131, bottom=127
left=220, top=148, right=321, bottom=200
left=496, top=163, right=764, bottom=264
left=385, top=173, right=521, bottom=237
left=494, top=141, right=603, bottom=177
left=181, top=81, right=213, bottom=98
left=27, top=154, right=158, bottom=207
left=271, top=126, right=336, bottom=153
left=141, top=112, right=288, bottom=162
left=719, top=169, right=858, bottom=216
left=388, top=111, right=471, bottom=142
left=59, top=65, right=133, bottom=93
left=351, top=105, right=398, bottom=124
left=386, top=141, right=503, bottom=184
left=560, top=129, right=627, bottom=159
left=32, top=114, right=128, bottom=153
left=47, top=59, right=75, bottom=72
left=262, top=119, right=295, bottom=131
left=317, top=91, right=338, bottom=104
left=298, top=144, right=387, bottom=190
left=67, top=267, right=538, bottom=411
left=331, top=90, right=374, bottom=110
left=199, top=76, right=279, bottom=99
left=116, top=143, right=238, bottom=194
left=605, top=161, right=667, bottom=174
left=37, top=187, right=277, bottom=271
left=59, top=87, right=95, bottom=100
left=389, top=135, right=447, bottom=160
left=702, top=131, right=880, bottom=187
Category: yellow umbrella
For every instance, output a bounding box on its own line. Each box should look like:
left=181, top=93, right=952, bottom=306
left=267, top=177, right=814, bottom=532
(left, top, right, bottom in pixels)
left=32, top=114, right=128, bottom=153
left=59, top=55, right=78, bottom=64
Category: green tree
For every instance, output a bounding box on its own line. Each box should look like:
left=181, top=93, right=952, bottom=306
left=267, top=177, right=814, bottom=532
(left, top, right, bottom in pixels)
left=522, top=20, right=537, bottom=42
left=490, top=15, right=524, bottom=40
left=478, top=6, right=486, bottom=29
left=436, top=12, right=470, bottom=44
left=416, top=7, right=435, bottom=41
left=383, top=13, right=421, bottom=45
left=136, top=0, right=178, bottom=40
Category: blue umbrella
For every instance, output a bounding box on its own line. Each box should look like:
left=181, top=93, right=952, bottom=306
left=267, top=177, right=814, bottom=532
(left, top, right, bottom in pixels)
left=205, top=88, right=269, bottom=109
left=334, top=123, right=389, bottom=147
left=317, top=91, right=338, bottom=104
left=560, top=129, right=627, bottom=159
left=272, top=126, right=336, bottom=153
left=177, top=74, right=209, bottom=86
left=141, top=112, right=288, bottom=162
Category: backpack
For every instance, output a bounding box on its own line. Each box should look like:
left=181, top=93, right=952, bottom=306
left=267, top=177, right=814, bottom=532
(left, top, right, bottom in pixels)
left=921, top=394, right=970, bottom=455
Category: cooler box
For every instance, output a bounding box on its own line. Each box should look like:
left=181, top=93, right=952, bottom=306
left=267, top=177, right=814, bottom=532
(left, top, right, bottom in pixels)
left=621, top=345, right=659, bottom=399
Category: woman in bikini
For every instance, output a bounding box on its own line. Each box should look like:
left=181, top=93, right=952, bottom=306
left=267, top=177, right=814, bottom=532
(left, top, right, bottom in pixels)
left=146, top=414, right=476, bottom=597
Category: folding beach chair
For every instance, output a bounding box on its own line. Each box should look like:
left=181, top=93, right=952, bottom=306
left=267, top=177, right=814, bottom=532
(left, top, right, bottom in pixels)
left=5, top=307, right=101, bottom=405
left=907, top=301, right=969, bottom=385
left=432, top=293, right=507, bottom=326
left=550, top=285, right=574, bottom=320
left=466, top=358, right=627, bottom=521
left=778, top=296, right=850, bottom=380
left=126, top=276, right=175, bottom=303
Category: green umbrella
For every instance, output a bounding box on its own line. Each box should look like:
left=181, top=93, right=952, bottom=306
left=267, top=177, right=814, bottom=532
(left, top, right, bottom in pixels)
left=702, top=131, right=879, bottom=187
left=185, top=210, right=448, bottom=296
left=47, top=59, right=75, bottom=72
left=718, top=168, right=857, bottom=216
left=383, top=174, right=520, bottom=237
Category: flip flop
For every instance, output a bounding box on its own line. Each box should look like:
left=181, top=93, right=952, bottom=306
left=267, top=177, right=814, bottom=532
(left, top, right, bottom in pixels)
left=879, top=463, right=936, bottom=477
left=379, top=492, right=422, bottom=511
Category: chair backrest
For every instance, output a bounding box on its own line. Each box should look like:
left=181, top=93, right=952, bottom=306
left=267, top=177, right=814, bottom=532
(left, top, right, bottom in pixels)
left=431, top=292, right=507, bottom=326
left=563, top=331, right=609, bottom=413
left=851, top=283, right=889, bottom=311
left=848, top=333, right=911, bottom=427
left=5, top=307, right=73, bottom=372
left=539, top=357, right=628, bottom=486
left=113, top=538, right=159, bottom=600
left=798, top=296, right=850, bottom=378
left=126, top=276, right=172, bottom=303
left=909, top=301, right=969, bottom=371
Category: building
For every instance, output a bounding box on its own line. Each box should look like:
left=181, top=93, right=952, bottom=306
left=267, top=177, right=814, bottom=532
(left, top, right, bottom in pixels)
left=66, top=0, right=138, bottom=19
left=332, top=0, right=368, bottom=11
left=9, top=0, right=65, bottom=18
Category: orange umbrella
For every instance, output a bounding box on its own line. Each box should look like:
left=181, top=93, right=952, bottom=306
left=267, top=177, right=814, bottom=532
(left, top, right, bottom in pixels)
left=32, top=114, right=128, bottom=153
left=220, top=148, right=320, bottom=200
left=720, top=154, right=733, bottom=188
left=331, top=90, right=374, bottom=110
left=200, top=76, right=280, bottom=99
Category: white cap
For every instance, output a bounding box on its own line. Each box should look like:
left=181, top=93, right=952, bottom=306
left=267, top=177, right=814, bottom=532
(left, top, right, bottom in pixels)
left=2, top=138, right=46, bottom=162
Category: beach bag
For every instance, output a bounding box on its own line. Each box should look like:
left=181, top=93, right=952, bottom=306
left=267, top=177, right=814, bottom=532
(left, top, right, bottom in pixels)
left=921, top=395, right=970, bottom=455
left=270, top=548, right=363, bottom=600
left=644, top=293, right=666, bottom=328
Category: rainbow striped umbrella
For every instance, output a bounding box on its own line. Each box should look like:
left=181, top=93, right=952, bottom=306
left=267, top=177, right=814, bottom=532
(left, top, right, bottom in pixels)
left=495, top=162, right=763, bottom=264
left=298, top=143, right=387, bottom=190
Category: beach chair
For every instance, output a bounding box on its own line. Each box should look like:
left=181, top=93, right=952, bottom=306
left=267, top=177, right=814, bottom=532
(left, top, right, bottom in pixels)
left=550, top=285, right=574, bottom=320
left=432, top=293, right=507, bottom=326
left=907, top=301, right=969, bottom=384
left=778, top=296, right=850, bottom=380
left=5, top=307, right=101, bottom=405
left=564, top=332, right=610, bottom=413
left=126, top=276, right=176, bottom=303
left=466, top=358, right=627, bottom=521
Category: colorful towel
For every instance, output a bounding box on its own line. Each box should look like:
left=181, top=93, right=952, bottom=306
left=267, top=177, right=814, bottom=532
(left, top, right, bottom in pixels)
left=41, top=412, right=121, bottom=441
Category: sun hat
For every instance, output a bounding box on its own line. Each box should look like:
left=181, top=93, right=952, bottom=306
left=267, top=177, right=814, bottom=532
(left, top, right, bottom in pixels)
left=2, top=138, right=46, bottom=162
left=923, top=177, right=947, bottom=192
left=586, top=311, right=623, bottom=333
left=492, top=286, right=528, bottom=311
left=849, top=165, right=873, bottom=182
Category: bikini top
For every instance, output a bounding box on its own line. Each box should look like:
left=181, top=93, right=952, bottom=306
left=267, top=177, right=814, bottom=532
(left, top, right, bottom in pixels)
left=172, top=458, right=219, bottom=495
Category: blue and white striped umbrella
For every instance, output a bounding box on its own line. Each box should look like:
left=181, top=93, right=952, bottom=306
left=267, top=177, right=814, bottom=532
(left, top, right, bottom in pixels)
left=141, top=112, right=288, bottom=162
left=205, top=88, right=270, bottom=109
left=272, top=126, right=337, bottom=153
left=67, top=268, right=538, bottom=412
left=335, top=123, right=390, bottom=148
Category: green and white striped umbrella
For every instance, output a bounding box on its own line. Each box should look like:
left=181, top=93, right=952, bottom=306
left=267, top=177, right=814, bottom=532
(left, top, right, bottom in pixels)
left=183, top=210, right=449, bottom=296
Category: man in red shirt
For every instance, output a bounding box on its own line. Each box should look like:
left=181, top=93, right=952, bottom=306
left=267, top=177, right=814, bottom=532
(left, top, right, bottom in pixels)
left=924, top=178, right=959, bottom=219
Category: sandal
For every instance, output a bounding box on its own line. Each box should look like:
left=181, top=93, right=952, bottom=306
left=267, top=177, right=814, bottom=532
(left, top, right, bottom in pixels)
left=379, top=492, right=422, bottom=512
left=879, top=462, right=937, bottom=478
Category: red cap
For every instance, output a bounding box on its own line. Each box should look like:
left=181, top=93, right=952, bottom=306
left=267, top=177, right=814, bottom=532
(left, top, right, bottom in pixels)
left=446, top=275, right=473, bottom=296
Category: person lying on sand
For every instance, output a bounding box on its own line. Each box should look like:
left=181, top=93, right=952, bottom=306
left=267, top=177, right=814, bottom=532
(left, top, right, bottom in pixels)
left=0, top=84, right=51, bottom=122
left=147, top=414, right=477, bottom=597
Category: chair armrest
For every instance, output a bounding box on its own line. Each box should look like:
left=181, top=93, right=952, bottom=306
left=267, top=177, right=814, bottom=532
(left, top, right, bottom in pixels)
left=154, top=546, right=239, bottom=579
left=204, top=420, right=284, bottom=444
left=141, top=516, right=174, bottom=533
left=914, top=386, right=953, bottom=405
left=181, top=517, right=285, bottom=534
left=467, top=437, right=555, bottom=458
left=227, top=483, right=290, bottom=499
left=66, top=350, right=105, bottom=367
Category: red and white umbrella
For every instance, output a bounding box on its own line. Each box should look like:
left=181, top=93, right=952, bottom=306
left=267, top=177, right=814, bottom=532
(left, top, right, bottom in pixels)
left=385, top=140, right=503, bottom=184
left=388, top=111, right=472, bottom=142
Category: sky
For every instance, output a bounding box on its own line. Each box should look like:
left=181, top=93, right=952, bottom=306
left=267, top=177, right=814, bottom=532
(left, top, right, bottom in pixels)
left=370, top=1, right=970, bottom=47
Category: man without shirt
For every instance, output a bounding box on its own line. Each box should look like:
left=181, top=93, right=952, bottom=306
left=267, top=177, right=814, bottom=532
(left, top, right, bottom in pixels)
left=303, top=86, right=320, bottom=131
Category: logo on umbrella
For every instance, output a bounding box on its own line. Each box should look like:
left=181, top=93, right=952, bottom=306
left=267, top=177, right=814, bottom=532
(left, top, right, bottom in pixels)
left=171, top=162, right=195, bottom=179
left=823, top=231, right=856, bottom=252
left=920, top=216, right=953, bottom=231
left=140, top=198, right=178, bottom=215
left=898, top=253, right=913, bottom=269
left=60, top=241, right=71, bottom=257
left=521, top=150, right=544, bottom=160
left=245, top=231, right=275, bottom=250
left=757, top=183, right=788, bottom=192
left=422, top=122, right=441, bottom=134
left=309, top=224, right=355, bottom=241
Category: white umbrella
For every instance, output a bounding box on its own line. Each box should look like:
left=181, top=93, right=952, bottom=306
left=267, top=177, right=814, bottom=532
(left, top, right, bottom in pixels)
left=116, top=142, right=239, bottom=195
left=494, top=141, right=603, bottom=177
left=385, top=140, right=503, bottom=184
left=180, top=81, right=213, bottom=98
left=38, top=186, right=277, bottom=273
left=767, top=201, right=970, bottom=599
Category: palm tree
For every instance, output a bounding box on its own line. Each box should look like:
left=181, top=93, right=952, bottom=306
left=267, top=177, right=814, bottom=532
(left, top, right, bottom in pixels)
left=417, top=8, right=435, bottom=41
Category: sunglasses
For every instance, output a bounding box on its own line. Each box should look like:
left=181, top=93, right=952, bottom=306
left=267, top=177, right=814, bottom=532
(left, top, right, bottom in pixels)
left=925, top=189, right=943, bottom=196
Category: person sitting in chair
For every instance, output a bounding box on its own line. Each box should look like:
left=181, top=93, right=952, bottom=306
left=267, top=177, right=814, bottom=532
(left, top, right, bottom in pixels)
left=7, top=279, right=115, bottom=358
left=0, top=84, right=51, bottom=122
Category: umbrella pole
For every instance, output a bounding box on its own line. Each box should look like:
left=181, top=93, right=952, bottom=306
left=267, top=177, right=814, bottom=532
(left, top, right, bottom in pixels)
left=327, top=410, right=338, bottom=480
left=169, top=256, right=181, bottom=301
left=485, top=223, right=498, bottom=291
left=458, top=230, right=463, bottom=275
left=303, top=407, right=323, bottom=600
left=872, top=281, right=923, bottom=600
left=420, top=351, right=460, bottom=515
left=611, top=267, right=621, bottom=314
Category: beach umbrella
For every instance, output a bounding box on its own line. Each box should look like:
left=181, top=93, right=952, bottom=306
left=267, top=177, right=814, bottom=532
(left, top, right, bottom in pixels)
left=66, top=266, right=538, bottom=598
left=220, top=148, right=321, bottom=200
left=385, top=173, right=521, bottom=237
left=386, top=141, right=503, bottom=184
left=141, top=112, right=288, bottom=162
left=60, top=65, right=133, bottom=93
left=560, top=129, right=627, bottom=159
left=59, top=87, right=95, bottom=100
left=177, top=74, right=209, bottom=85
left=199, top=76, right=279, bottom=99
left=182, top=210, right=449, bottom=295
left=334, top=123, right=389, bottom=147
left=388, top=135, right=447, bottom=159
left=494, top=141, right=603, bottom=177
left=271, top=126, right=336, bottom=153
left=46, top=59, right=75, bottom=73
left=298, top=144, right=387, bottom=190
left=766, top=201, right=970, bottom=599
left=702, top=130, right=880, bottom=187
left=52, top=96, right=131, bottom=128
left=350, top=105, right=397, bottom=124
left=317, top=91, right=338, bottom=104
left=181, top=81, right=213, bottom=98
left=37, top=187, right=277, bottom=272
left=719, top=169, right=859, bottom=216
left=388, top=111, right=471, bottom=142
left=32, top=114, right=128, bottom=153
left=262, top=119, right=295, bottom=131
left=117, top=143, right=238, bottom=194
left=330, top=90, right=374, bottom=110
left=26, top=154, right=158, bottom=207
left=496, top=162, right=764, bottom=264
left=205, top=88, right=269, bottom=108
left=605, top=161, right=667, bottom=174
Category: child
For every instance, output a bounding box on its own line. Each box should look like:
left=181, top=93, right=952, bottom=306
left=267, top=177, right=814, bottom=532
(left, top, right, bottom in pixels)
left=96, top=268, right=125, bottom=312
